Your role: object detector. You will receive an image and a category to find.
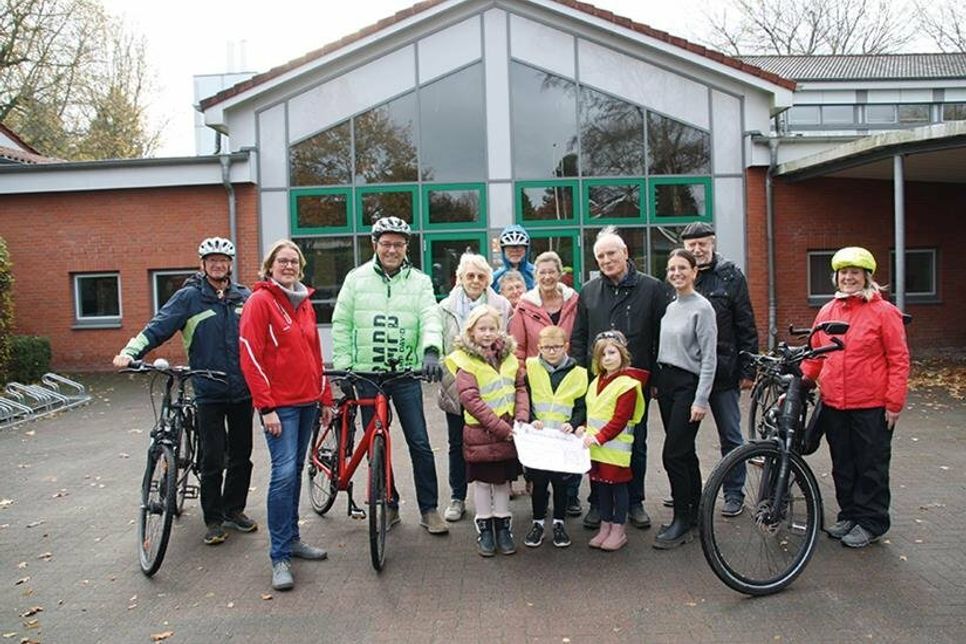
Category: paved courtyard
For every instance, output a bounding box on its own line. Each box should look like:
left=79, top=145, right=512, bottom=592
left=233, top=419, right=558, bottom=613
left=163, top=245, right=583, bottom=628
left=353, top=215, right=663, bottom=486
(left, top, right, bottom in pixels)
left=1, top=373, right=964, bottom=642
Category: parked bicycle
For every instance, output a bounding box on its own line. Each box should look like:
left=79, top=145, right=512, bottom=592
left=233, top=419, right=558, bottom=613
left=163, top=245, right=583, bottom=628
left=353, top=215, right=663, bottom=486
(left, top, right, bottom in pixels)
left=306, top=368, right=427, bottom=572
left=746, top=326, right=811, bottom=441
left=122, top=358, right=225, bottom=576
left=699, top=321, right=849, bottom=596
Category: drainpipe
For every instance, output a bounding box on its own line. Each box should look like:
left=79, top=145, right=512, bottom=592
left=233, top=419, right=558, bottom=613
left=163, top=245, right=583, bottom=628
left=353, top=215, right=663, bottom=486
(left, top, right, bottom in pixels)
left=894, top=154, right=906, bottom=312
left=765, top=137, right=779, bottom=351
left=219, top=136, right=238, bottom=274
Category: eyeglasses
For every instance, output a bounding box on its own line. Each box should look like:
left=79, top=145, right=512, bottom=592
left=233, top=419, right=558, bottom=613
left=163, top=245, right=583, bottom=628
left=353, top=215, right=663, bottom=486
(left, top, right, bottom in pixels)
left=539, top=345, right=564, bottom=352
left=274, top=258, right=300, bottom=267
left=462, top=272, right=488, bottom=281
left=377, top=241, right=407, bottom=250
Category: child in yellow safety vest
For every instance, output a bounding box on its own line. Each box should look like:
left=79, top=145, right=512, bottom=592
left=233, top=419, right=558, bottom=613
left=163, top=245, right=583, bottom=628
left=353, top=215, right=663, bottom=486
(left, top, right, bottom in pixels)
left=577, top=330, right=648, bottom=552
left=522, top=325, right=588, bottom=549
left=445, top=305, right=529, bottom=558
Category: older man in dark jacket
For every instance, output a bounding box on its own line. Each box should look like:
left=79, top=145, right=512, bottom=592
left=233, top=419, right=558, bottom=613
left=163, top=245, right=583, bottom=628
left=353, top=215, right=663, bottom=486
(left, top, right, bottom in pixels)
left=571, top=226, right=669, bottom=529
left=681, top=222, right=759, bottom=517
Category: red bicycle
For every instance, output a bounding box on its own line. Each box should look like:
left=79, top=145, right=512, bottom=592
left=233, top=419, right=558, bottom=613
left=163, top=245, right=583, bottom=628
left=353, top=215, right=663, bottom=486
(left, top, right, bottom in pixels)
left=306, top=369, right=423, bottom=571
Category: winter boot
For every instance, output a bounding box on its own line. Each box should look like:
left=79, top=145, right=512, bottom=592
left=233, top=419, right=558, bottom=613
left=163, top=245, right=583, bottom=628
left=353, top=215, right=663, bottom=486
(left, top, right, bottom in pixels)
left=589, top=521, right=613, bottom=549
left=601, top=522, right=628, bottom=551
left=495, top=516, right=516, bottom=555
left=475, top=518, right=496, bottom=557
left=653, top=513, right=693, bottom=549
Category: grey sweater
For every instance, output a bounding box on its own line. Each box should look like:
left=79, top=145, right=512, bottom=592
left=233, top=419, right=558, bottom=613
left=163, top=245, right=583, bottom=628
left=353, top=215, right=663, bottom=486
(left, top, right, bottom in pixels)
left=657, top=292, right=718, bottom=408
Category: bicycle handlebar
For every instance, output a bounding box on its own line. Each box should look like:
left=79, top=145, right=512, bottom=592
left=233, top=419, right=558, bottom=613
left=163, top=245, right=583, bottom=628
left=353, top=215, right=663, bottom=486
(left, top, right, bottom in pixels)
left=121, top=359, right=228, bottom=384
left=326, top=369, right=428, bottom=386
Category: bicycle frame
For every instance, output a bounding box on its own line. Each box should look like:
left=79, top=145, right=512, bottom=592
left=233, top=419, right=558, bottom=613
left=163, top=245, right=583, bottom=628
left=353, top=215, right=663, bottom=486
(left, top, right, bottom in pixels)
left=327, top=391, right=394, bottom=504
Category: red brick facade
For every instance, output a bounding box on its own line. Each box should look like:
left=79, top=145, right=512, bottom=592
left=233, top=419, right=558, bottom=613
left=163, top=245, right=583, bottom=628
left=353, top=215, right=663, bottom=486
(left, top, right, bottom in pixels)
left=745, top=168, right=966, bottom=352
left=1, top=184, right=259, bottom=371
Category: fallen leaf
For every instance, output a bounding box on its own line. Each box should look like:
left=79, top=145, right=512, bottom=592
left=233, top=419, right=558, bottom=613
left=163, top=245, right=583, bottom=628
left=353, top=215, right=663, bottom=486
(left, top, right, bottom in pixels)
left=0, top=499, right=13, bottom=508
left=15, top=577, right=30, bottom=586
left=899, top=555, right=908, bottom=561
left=17, top=562, right=27, bottom=569
left=915, top=539, right=923, bottom=544
left=227, top=601, right=234, bottom=608
left=939, top=465, right=950, bottom=471
left=1, top=633, right=16, bottom=639
left=51, top=490, right=69, bottom=498
left=22, top=619, right=40, bottom=629
left=26, top=521, right=44, bottom=529
left=35, top=553, right=52, bottom=561
left=260, top=593, right=272, bottom=601
left=150, top=632, right=174, bottom=642
left=20, top=607, right=42, bottom=617
left=118, top=453, right=129, bottom=458
left=24, top=430, right=35, bottom=436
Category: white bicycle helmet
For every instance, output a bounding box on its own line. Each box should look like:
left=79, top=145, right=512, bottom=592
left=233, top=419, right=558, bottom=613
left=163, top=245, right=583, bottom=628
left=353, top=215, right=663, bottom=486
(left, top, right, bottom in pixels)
left=198, top=237, right=236, bottom=258
left=499, top=225, right=530, bottom=247
left=371, top=216, right=412, bottom=240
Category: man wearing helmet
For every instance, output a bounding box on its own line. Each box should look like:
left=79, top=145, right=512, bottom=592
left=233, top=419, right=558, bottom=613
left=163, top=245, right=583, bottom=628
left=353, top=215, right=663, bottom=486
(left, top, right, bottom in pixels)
left=331, top=216, right=449, bottom=535
left=492, top=224, right=536, bottom=291
left=113, top=237, right=256, bottom=546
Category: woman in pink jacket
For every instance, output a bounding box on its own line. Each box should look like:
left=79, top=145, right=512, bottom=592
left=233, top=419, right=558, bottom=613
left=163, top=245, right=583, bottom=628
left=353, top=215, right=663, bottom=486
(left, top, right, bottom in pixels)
left=508, top=251, right=579, bottom=361
left=801, top=247, right=909, bottom=549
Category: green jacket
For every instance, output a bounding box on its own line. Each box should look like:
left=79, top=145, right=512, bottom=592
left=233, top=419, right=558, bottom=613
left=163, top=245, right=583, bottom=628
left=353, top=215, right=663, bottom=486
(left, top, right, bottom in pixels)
left=331, top=259, right=442, bottom=371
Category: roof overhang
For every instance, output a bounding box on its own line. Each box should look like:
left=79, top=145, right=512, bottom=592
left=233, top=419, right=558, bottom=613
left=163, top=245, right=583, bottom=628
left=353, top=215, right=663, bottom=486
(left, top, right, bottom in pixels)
left=776, top=121, right=966, bottom=183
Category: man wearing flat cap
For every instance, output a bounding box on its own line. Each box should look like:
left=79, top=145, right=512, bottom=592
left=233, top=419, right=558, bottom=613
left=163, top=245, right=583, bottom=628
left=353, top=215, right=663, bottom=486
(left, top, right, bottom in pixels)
left=680, top=222, right=759, bottom=518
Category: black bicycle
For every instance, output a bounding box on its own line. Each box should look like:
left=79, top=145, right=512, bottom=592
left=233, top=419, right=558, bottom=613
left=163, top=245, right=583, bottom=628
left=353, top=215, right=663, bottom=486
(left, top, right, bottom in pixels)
left=746, top=326, right=811, bottom=441
left=699, top=321, right=848, bottom=596
left=122, top=359, right=225, bottom=576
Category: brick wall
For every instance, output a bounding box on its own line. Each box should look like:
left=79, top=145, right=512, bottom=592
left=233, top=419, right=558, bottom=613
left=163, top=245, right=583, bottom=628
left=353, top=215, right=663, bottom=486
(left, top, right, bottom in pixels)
left=745, top=169, right=966, bottom=352
left=1, top=184, right=259, bottom=371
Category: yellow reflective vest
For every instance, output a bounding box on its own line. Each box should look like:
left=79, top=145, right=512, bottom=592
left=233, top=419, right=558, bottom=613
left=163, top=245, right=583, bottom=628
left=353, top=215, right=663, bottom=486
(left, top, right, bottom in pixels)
left=585, top=374, right=644, bottom=467
left=525, top=357, right=588, bottom=430
left=445, top=349, right=519, bottom=425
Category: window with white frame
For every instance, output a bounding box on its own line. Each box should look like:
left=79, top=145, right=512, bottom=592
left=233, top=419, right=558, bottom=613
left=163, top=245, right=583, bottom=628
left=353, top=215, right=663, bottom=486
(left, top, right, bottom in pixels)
left=152, top=270, right=196, bottom=314
left=73, top=272, right=121, bottom=326
left=890, top=248, right=938, bottom=300
left=807, top=251, right=836, bottom=300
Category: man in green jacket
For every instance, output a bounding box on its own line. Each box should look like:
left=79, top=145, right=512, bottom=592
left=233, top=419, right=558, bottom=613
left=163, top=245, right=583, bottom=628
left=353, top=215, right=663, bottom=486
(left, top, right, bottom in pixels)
left=331, top=216, right=448, bottom=534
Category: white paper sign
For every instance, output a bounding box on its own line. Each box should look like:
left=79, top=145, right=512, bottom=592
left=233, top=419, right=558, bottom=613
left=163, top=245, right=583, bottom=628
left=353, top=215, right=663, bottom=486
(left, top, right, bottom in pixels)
left=512, top=421, right=591, bottom=474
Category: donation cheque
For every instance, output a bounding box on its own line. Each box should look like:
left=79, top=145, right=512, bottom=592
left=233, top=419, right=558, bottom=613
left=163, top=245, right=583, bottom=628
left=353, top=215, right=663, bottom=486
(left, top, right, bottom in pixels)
left=512, top=422, right=591, bottom=474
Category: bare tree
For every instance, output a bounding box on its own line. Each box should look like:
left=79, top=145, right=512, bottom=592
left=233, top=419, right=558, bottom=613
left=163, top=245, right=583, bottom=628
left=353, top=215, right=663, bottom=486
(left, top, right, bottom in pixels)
left=702, top=0, right=913, bottom=55
left=915, top=1, right=966, bottom=53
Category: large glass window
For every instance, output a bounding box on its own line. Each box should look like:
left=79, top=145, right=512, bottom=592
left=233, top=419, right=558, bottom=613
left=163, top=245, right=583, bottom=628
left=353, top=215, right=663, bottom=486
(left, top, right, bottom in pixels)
left=890, top=248, right=938, bottom=299
left=943, top=103, right=966, bottom=121
left=424, top=234, right=487, bottom=300
left=898, top=104, right=929, bottom=125
left=787, top=105, right=821, bottom=126
left=518, top=181, right=577, bottom=225
left=647, top=112, right=711, bottom=175
left=822, top=105, right=855, bottom=125
left=297, top=237, right=357, bottom=324
left=510, top=62, right=578, bottom=179
left=866, top=104, right=896, bottom=124
left=152, top=270, right=195, bottom=314
left=73, top=273, right=121, bottom=326
left=650, top=226, right=685, bottom=280
left=422, top=184, right=485, bottom=228
left=289, top=120, right=352, bottom=186
left=354, top=92, right=418, bottom=185
left=584, top=180, right=644, bottom=222
left=358, top=186, right=417, bottom=228
left=579, top=86, right=644, bottom=177
left=530, top=231, right=580, bottom=288
left=808, top=251, right=837, bottom=300
left=291, top=188, right=352, bottom=233
left=651, top=178, right=711, bottom=222
left=419, top=64, right=485, bottom=182
left=582, top=227, right=645, bottom=279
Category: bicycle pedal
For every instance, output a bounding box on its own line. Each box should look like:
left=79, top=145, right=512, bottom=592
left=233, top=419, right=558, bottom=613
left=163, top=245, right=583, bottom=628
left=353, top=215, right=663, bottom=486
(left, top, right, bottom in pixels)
left=184, top=485, right=199, bottom=499
left=350, top=508, right=367, bottom=520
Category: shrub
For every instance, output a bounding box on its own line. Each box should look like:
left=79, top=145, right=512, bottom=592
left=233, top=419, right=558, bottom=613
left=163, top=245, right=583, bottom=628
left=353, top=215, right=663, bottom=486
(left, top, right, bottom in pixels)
left=0, top=237, right=12, bottom=383
left=7, top=335, right=52, bottom=384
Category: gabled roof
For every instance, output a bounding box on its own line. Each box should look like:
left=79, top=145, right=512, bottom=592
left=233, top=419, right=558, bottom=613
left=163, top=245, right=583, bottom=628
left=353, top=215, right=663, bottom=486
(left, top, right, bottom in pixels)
left=0, top=145, right=60, bottom=165
left=199, top=0, right=795, bottom=111
left=739, top=54, right=966, bottom=82
left=0, top=122, right=42, bottom=155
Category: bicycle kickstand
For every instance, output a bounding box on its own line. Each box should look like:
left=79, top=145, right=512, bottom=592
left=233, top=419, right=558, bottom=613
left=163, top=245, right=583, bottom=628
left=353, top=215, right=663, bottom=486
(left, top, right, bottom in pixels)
left=346, top=482, right=366, bottom=520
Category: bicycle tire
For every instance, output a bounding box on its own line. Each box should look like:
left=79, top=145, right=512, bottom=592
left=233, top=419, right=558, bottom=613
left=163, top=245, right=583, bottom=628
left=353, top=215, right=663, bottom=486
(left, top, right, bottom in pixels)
left=368, top=434, right=388, bottom=572
left=138, top=444, right=177, bottom=577
left=699, top=442, right=822, bottom=596
left=174, top=415, right=194, bottom=517
left=308, top=417, right=339, bottom=516
left=748, top=377, right=783, bottom=441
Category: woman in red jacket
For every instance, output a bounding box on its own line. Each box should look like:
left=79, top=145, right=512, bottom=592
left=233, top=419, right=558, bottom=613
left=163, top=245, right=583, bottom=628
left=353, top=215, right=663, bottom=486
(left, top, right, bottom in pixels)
left=508, top=251, right=579, bottom=361
left=801, top=247, right=910, bottom=549
left=239, top=240, right=334, bottom=591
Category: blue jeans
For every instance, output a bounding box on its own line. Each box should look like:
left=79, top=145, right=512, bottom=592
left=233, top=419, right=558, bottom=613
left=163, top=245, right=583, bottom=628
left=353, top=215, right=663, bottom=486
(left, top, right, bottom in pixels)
left=357, top=378, right=439, bottom=513
left=709, top=388, right=745, bottom=501
left=445, top=411, right=466, bottom=502
left=264, top=404, right=317, bottom=563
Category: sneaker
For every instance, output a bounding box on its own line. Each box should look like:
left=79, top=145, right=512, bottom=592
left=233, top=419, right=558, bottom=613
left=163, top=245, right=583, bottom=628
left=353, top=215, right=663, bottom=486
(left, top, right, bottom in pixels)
left=826, top=519, right=856, bottom=540
left=628, top=504, right=652, bottom=529
left=204, top=522, right=227, bottom=545
left=841, top=524, right=881, bottom=549
left=291, top=540, right=327, bottom=560
left=420, top=510, right=450, bottom=535
left=443, top=499, right=465, bottom=522
left=721, top=499, right=744, bottom=517
left=552, top=522, right=571, bottom=548
left=387, top=506, right=401, bottom=530
left=565, top=498, right=582, bottom=517
left=271, top=560, right=294, bottom=591
left=524, top=522, right=545, bottom=547
left=662, top=496, right=674, bottom=508
left=583, top=506, right=601, bottom=529
left=223, top=512, right=258, bottom=533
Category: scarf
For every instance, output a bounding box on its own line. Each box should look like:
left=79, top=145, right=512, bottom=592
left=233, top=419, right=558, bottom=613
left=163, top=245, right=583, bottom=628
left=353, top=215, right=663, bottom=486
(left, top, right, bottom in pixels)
left=272, top=279, right=309, bottom=310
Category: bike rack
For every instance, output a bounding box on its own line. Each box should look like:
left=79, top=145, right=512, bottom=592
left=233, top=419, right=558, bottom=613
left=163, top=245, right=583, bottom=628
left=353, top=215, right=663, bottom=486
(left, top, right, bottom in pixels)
left=0, top=373, right=91, bottom=430
left=40, top=373, right=92, bottom=409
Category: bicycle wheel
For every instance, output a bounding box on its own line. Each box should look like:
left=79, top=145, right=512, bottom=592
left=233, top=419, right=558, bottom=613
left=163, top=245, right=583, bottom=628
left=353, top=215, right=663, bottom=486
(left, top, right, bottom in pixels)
left=174, top=418, right=194, bottom=517
left=138, top=444, right=177, bottom=577
left=308, top=416, right=339, bottom=516
left=699, top=442, right=822, bottom=596
left=368, top=433, right=388, bottom=572
left=748, top=377, right=783, bottom=441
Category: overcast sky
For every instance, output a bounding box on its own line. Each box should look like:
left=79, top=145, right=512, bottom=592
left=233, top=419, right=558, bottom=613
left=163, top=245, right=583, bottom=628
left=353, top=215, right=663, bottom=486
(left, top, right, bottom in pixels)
left=101, top=0, right=711, bottom=157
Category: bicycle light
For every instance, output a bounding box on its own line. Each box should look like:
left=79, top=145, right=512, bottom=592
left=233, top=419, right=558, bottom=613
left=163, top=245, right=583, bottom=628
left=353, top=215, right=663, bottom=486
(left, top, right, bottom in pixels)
left=153, top=358, right=170, bottom=370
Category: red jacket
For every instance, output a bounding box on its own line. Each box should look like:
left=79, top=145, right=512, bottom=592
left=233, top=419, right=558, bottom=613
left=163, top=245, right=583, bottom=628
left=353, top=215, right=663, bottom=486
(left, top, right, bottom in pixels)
left=589, top=367, right=649, bottom=484
left=238, top=281, right=333, bottom=410
left=508, top=285, right=579, bottom=360
left=801, top=292, right=909, bottom=413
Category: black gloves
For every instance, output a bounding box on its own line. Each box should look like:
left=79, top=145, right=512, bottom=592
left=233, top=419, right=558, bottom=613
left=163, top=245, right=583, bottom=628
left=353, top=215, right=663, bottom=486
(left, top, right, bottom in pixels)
left=421, top=349, right=443, bottom=383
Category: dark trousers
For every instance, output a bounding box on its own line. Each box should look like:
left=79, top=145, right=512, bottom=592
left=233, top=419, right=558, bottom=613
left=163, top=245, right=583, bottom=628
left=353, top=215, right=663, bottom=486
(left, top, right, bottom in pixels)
left=446, top=411, right=467, bottom=502
left=657, top=366, right=702, bottom=516
left=527, top=469, right=571, bottom=521
left=196, top=399, right=254, bottom=525
left=588, top=388, right=650, bottom=509
left=823, top=405, right=893, bottom=536
left=597, top=482, right=629, bottom=525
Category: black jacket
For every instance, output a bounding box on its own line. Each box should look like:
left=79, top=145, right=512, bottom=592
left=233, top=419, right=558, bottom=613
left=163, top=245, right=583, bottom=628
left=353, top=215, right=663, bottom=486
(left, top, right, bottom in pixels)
left=571, top=261, right=669, bottom=376
left=693, top=254, right=759, bottom=390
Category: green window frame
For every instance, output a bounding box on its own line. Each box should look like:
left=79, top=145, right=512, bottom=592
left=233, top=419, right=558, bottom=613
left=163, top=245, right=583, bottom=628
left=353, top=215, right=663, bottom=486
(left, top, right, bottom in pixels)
left=421, top=231, right=489, bottom=300
left=582, top=178, right=646, bottom=225
left=515, top=179, right=579, bottom=227
left=529, top=229, right=582, bottom=292
left=420, top=183, right=488, bottom=230
left=648, top=176, right=713, bottom=224
left=290, top=187, right=354, bottom=235
left=356, top=184, right=420, bottom=230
